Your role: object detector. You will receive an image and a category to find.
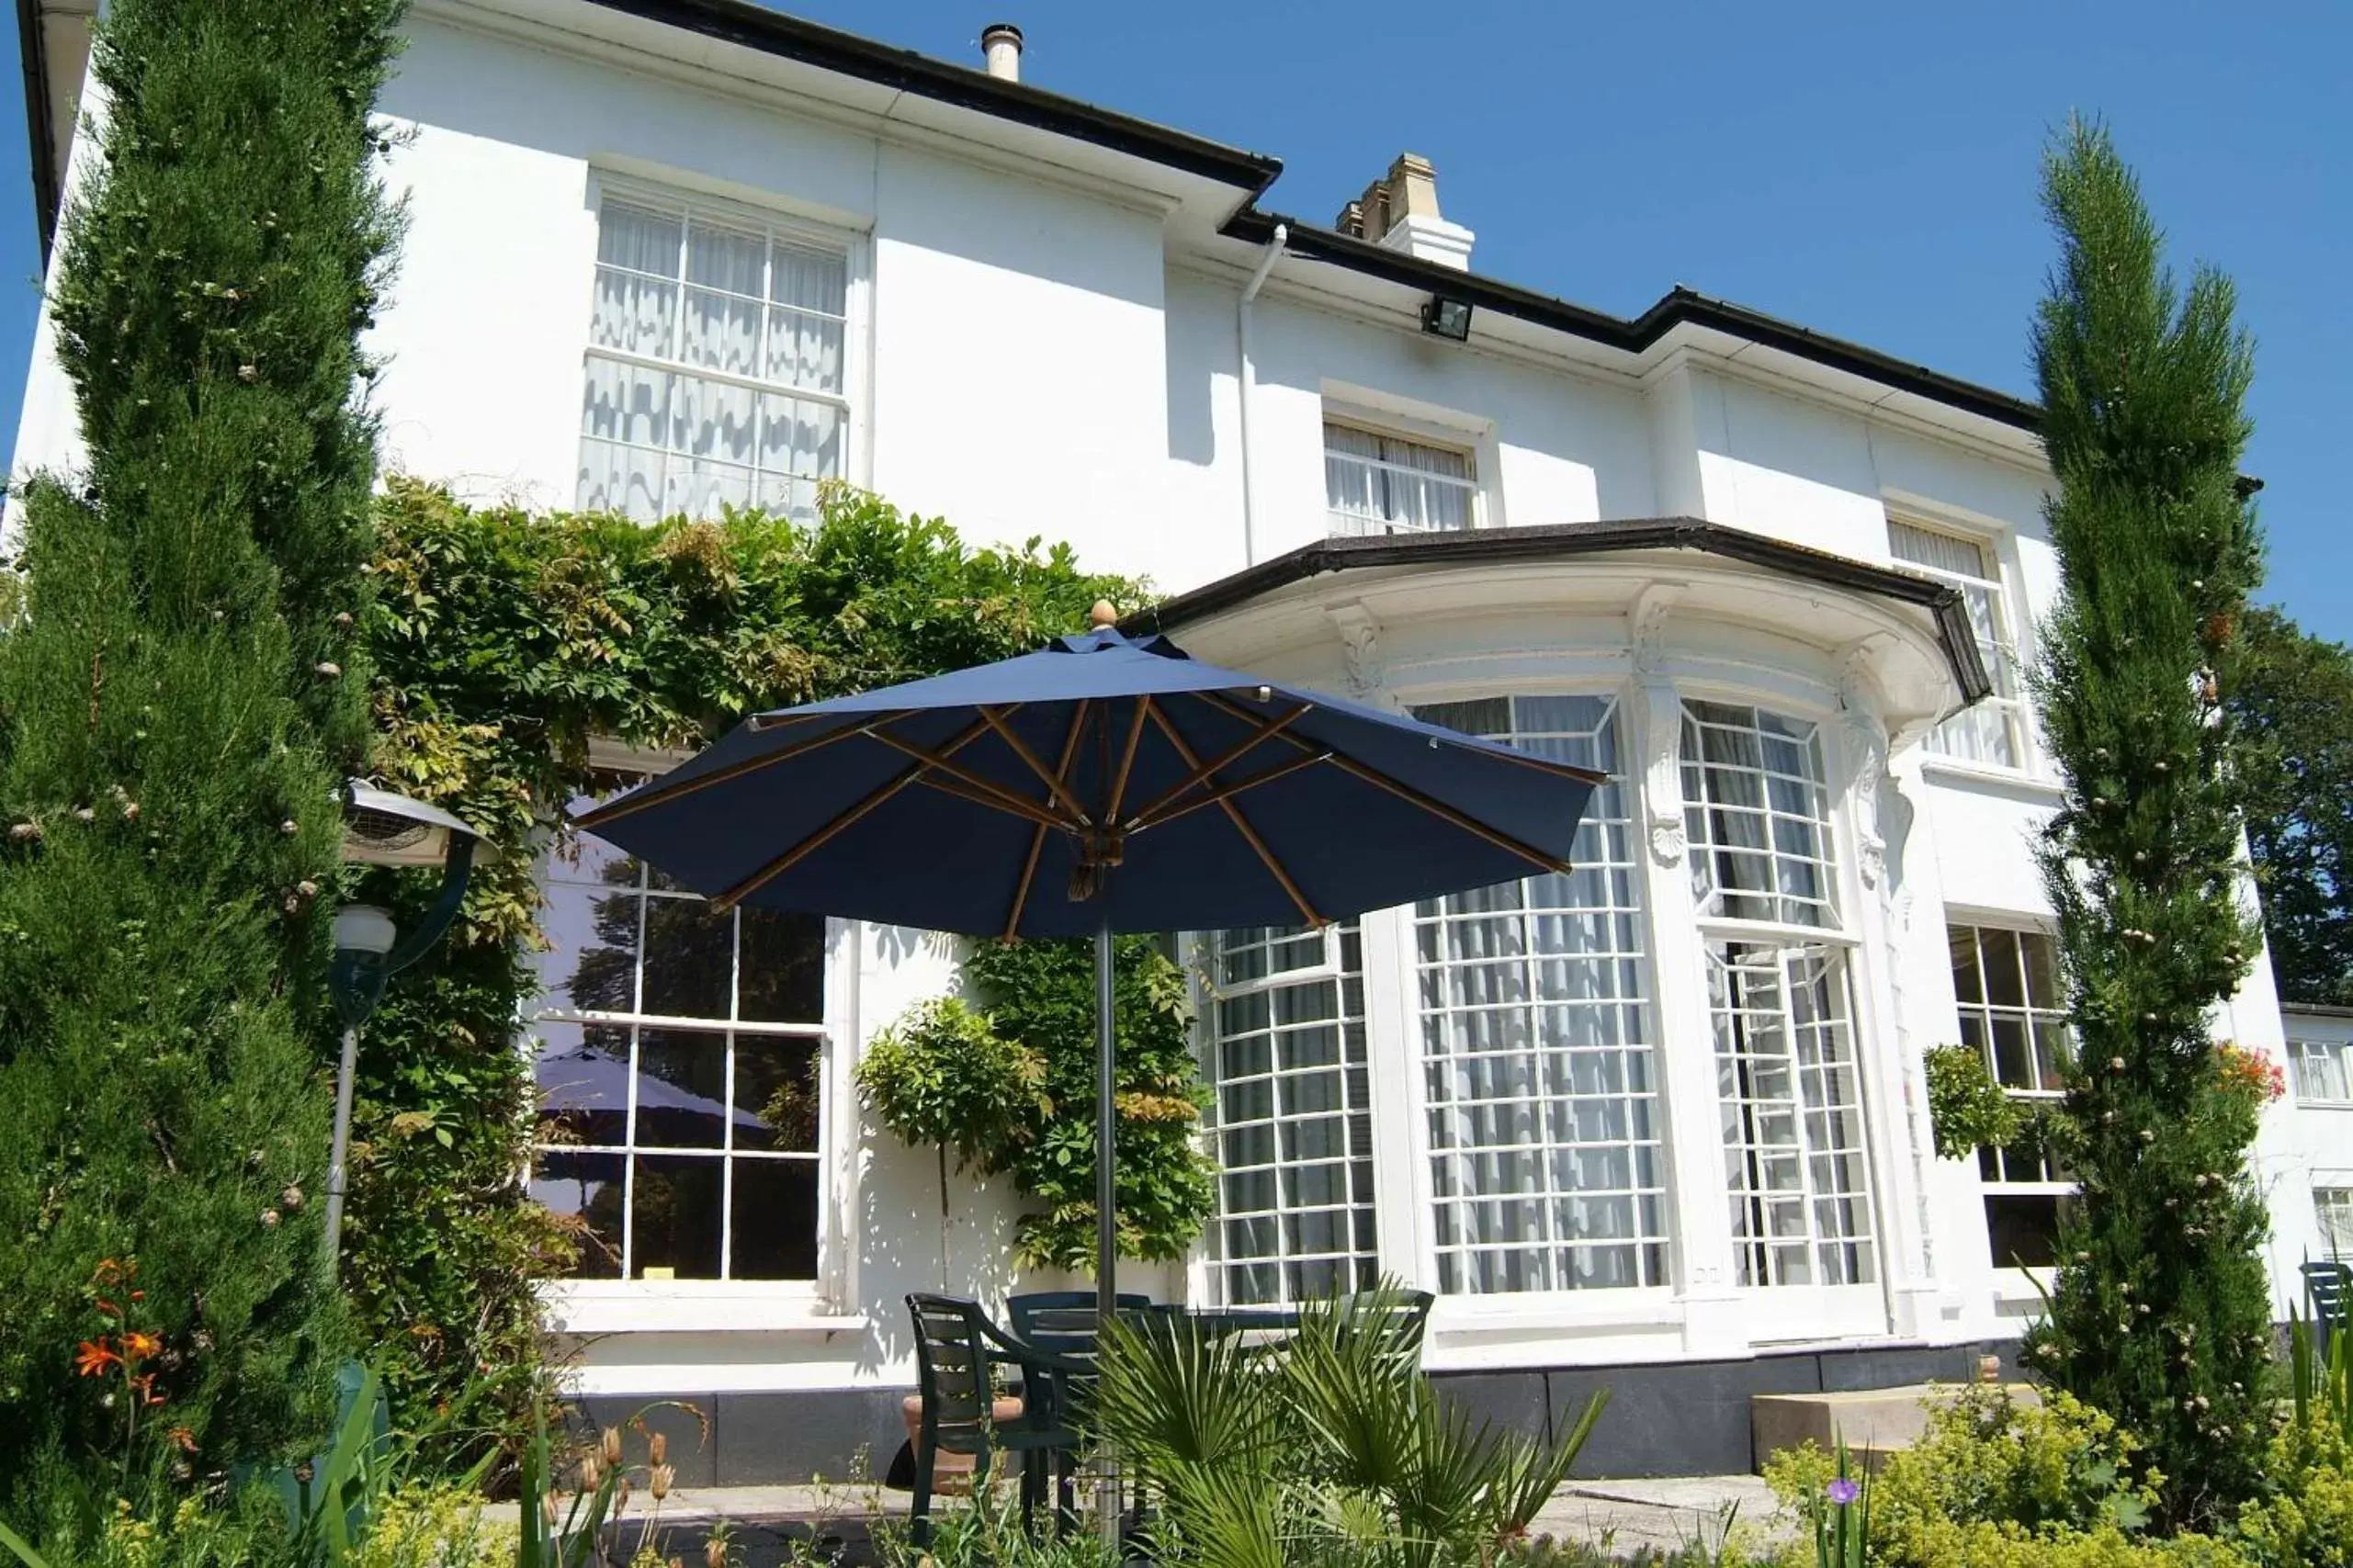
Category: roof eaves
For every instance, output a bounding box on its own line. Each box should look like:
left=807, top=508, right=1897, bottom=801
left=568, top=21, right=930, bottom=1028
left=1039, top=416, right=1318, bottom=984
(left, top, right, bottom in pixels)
left=1129, top=518, right=1993, bottom=705
left=17, top=0, right=60, bottom=261
left=583, top=0, right=1282, bottom=197
left=1226, top=210, right=2043, bottom=435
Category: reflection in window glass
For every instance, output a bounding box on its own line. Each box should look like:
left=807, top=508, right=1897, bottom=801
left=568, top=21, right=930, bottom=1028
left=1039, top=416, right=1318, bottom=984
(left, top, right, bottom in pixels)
left=1947, top=924, right=2071, bottom=1270
left=530, top=784, right=827, bottom=1282
left=1411, top=695, right=1666, bottom=1295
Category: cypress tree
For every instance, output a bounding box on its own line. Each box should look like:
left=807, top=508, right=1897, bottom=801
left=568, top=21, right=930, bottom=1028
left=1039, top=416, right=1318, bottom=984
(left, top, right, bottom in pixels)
left=0, top=0, right=402, bottom=1509
left=2019, top=120, right=2272, bottom=1529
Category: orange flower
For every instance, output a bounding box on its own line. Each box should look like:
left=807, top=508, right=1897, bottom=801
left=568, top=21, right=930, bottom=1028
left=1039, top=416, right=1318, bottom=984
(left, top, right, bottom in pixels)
left=120, top=1331, right=163, bottom=1362
left=74, top=1339, right=119, bottom=1377
left=132, top=1373, right=166, bottom=1407
left=93, top=1258, right=125, bottom=1286
left=167, top=1426, right=197, bottom=1453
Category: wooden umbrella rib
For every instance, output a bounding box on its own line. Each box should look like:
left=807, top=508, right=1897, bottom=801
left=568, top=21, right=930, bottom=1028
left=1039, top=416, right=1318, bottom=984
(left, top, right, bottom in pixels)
left=576, top=709, right=913, bottom=829
left=1005, top=701, right=1091, bottom=939
left=1129, top=749, right=1334, bottom=833
left=978, top=705, right=1092, bottom=824
left=711, top=715, right=993, bottom=910
left=865, top=728, right=1081, bottom=831
left=1145, top=701, right=1323, bottom=927
left=1104, top=696, right=1150, bottom=826
left=1122, top=703, right=1312, bottom=829
left=1190, top=689, right=1579, bottom=875
left=1193, top=688, right=1603, bottom=787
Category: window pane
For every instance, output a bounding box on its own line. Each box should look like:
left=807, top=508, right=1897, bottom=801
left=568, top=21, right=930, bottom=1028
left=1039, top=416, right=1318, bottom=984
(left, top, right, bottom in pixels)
left=1324, top=421, right=1476, bottom=537
left=533, top=1150, right=625, bottom=1280
left=535, top=1020, right=632, bottom=1148
left=737, top=1038, right=822, bottom=1154
left=630, top=1155, right=724, bottom=1280
left=2317, top=1188, right=2353, bottom=1258
left=635, top=1028, right=729, bottom=1150
left=1984, top=1194, right=2065, bottom=1269
left=1411, top=696, right=1665, bottom=1293
left=640, top=897, right=733, bottom=1018
left=732, top=1159, right=820, bottom=1280
left=737, top=908, right=826, bottom=1022
left=539, top=881, right=641, bottom=1015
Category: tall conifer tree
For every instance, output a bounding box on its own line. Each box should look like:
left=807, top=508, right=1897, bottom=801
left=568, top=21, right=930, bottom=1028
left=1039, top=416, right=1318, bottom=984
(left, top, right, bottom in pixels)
left=2020, top=120, right=2272, bottom=1529
left=0, top=0, right=402, bottom=1506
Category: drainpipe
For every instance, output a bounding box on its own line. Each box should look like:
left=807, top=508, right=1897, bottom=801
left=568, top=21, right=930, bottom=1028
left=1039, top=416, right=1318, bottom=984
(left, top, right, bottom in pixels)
left=1236, top=222, right=1285, bottom=567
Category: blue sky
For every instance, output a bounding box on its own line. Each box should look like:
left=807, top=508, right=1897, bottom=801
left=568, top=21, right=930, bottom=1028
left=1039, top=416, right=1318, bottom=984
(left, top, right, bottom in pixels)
left=1, top=3, right=2344, bottom=637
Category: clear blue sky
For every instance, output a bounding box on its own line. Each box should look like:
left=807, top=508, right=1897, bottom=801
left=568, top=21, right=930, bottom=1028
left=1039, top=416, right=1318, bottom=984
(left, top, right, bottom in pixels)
left=1, top=2, right=2344, bottom=637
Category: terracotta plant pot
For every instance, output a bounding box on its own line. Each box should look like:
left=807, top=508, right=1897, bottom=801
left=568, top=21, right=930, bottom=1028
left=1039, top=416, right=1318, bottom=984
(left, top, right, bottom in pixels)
left=900, top=1393, right=1024, bottom=1493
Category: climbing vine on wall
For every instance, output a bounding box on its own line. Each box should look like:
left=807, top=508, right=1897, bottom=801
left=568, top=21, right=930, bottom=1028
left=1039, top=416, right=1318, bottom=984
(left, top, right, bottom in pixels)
left=354, top=477, right=1143, bottom=1459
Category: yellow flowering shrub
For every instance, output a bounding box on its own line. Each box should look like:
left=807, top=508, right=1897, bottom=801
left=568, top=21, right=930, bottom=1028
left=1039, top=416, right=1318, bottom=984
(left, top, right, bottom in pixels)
left=351, top=1483, right=515, bottom=1568
left=2229, top=1422, right=2353, bottom=1568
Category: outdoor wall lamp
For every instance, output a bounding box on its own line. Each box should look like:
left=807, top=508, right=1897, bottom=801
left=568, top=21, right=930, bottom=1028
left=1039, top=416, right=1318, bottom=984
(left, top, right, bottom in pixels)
left=1420, top=293, right=1474, bottom=342
left=322, top=780, right=498, bottom=1262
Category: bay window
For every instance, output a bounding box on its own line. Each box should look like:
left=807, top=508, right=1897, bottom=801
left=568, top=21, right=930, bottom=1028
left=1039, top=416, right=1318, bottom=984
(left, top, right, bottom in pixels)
left=531, top=778, right=829, bottom=1283
left=1411, top=696, right=1666, bottom=1294
left=578, top=188, right=852, bottom=525
left=1204, top=925, right=1378, bottom=1305
left=1682, top=701, right=1876, bottom=1289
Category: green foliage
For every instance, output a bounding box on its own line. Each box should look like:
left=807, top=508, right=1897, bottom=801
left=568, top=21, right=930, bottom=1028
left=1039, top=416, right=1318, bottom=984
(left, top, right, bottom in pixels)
left=854, top=998, right=1047, bottom=1177
left=2229, top=1419, right=2353, bottom=1568
left=1921, top=1044, right=2026, bottom=1161
left=2020, top=118, right=2275, bottom=1528
left=2226, top=605, right=2353, bottom=1007
left=961, top=936, right=1216, bottom=1269
left=0, top=0, right=402, bottom=1526
left=354, top=479, right=1142, bottom=1448
left=871, top=1491, right=1122, bottom=1568
left=1093, top=1287, right=1605, bottom=1568
left=1757, top=1388, right=2245, bottom=1568
left=347, top=1484, right=511, bottom=1568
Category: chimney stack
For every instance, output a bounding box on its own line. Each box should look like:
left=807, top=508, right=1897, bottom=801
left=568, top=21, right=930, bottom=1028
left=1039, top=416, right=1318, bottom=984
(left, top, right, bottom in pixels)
left=980, top=22, right=1024, bottom=82
left=1338, top=152, right=1474, bottom=271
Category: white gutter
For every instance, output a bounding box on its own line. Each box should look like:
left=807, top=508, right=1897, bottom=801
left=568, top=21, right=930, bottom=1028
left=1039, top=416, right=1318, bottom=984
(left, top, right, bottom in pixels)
left=1236, top=222, right=1286, bottom=567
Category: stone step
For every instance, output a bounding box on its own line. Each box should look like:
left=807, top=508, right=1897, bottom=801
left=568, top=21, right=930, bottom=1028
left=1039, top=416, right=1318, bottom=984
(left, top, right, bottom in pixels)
left=1750, top=1382, right=2039, bottom=1472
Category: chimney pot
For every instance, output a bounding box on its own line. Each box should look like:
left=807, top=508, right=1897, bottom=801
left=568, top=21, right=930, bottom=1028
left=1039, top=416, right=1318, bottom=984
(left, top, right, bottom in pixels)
left=980, top=22, right=1024, bottom=81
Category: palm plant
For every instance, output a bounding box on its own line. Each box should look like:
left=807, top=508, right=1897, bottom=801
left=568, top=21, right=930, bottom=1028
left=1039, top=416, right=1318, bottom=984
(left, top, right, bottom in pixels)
left=1094, top=1287, right=1607, bottom=1568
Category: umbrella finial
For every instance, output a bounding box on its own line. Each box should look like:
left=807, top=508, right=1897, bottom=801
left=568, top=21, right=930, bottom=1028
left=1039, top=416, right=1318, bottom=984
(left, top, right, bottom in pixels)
left=1090, top=599, right=1118, bottom=629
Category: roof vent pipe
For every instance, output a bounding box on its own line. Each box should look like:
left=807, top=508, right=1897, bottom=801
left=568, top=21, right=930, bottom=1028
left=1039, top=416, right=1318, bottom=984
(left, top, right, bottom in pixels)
left=980, top=23, right=1024, bottom=81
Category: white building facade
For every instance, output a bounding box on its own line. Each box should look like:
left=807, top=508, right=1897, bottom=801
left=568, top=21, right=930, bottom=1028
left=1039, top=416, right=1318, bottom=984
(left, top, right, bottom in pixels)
left=9, top=0, right=2333, bottom=1481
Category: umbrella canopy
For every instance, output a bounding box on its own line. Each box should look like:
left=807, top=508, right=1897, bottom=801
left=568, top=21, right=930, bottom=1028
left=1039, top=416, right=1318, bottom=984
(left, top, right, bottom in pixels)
left=574, top=609, right=1603, bottom=1307
left=576, top=622, right=1600, bottom=939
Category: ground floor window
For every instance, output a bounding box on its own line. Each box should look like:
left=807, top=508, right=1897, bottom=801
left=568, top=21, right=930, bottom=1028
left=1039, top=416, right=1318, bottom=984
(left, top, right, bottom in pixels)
left=1948, top=923, right=2069, bottom=1269
left=1708, top=942, right=1876, bottom=1289
left=2318, top=1187, right=2353, bottom=1259
left=1205, top=925, right=1377, bottom=1305
left=530, top=779, right=828, bottom=1282
left=1412, top=695, right=1666, bottom=1295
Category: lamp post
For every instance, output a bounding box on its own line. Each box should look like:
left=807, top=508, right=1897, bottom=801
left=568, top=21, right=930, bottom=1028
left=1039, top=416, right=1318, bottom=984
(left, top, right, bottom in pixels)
left=323, top=780, right=498, bottom=1264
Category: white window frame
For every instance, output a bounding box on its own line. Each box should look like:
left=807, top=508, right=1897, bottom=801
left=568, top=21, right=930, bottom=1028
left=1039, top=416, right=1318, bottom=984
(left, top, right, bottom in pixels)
left=1196, top=925, right=1381, bottom=1307
left=577, top=174, right=870, bottom=525
left=2317, top=1185, right=2353, bottom=1260
left=1680, top=696, right=1882, bottom=1309
left=1884, top=513, right=2033, bottom=776
left=1322, top=414, right=1484, bottom=538
left=1946, top=921, right=2073, bottom=1273
left=529, top=758, right=858, bottom=1327
left=2289, top=1037, right=2353, bottom=1107
left=1403, top=693, right=1670, bottom=1301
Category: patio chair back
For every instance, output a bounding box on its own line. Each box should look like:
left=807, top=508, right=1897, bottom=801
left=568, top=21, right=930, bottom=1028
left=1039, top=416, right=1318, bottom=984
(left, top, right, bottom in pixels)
left=1007, top=1290, right=1154, bottom=1369
left=907, top=1292, right=995, bottom=1455
left=2306, top=1260, right=2352, bottom=1348
left=1339, top=1287, right=1436, bottom=1357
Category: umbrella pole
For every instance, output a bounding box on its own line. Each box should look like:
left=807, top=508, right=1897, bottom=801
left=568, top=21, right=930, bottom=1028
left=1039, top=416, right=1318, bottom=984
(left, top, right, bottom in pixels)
left=1094, top=905, right=1116, bottom=1320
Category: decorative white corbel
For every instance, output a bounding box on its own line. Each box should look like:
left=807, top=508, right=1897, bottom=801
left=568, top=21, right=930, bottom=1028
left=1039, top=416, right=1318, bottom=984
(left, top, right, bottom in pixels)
left=1838, top=642, right=1894, bottom=890
left=1630, top=586, right=1690, bottom=866
left=1326, top=601, right=1385, bottom=700
left=1629, top=582, right=1685, bottom=676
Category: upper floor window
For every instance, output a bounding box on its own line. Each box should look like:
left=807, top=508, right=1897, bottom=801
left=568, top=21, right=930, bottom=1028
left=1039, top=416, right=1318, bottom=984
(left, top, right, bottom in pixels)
left=579, top=190, right=850, bottom=525
left=1887, top=520, right=2028, bottom=771
left=530, top=773, right=829, bottom=1283
left=2318, top=1187, right=2353, bottom=1258
left=1325, top=423, right=1476, bottom=536
left=1203, top=924, right=1378, bottom=1306
left=2291, top=1037, right=2353, bottom=1106
left=1949, top=924, right=2070, bottom=1268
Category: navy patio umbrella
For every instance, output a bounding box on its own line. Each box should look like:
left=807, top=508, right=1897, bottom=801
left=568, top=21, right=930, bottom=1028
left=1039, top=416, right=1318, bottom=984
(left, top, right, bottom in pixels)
left=574, top=604, right=1601, bottom=1313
